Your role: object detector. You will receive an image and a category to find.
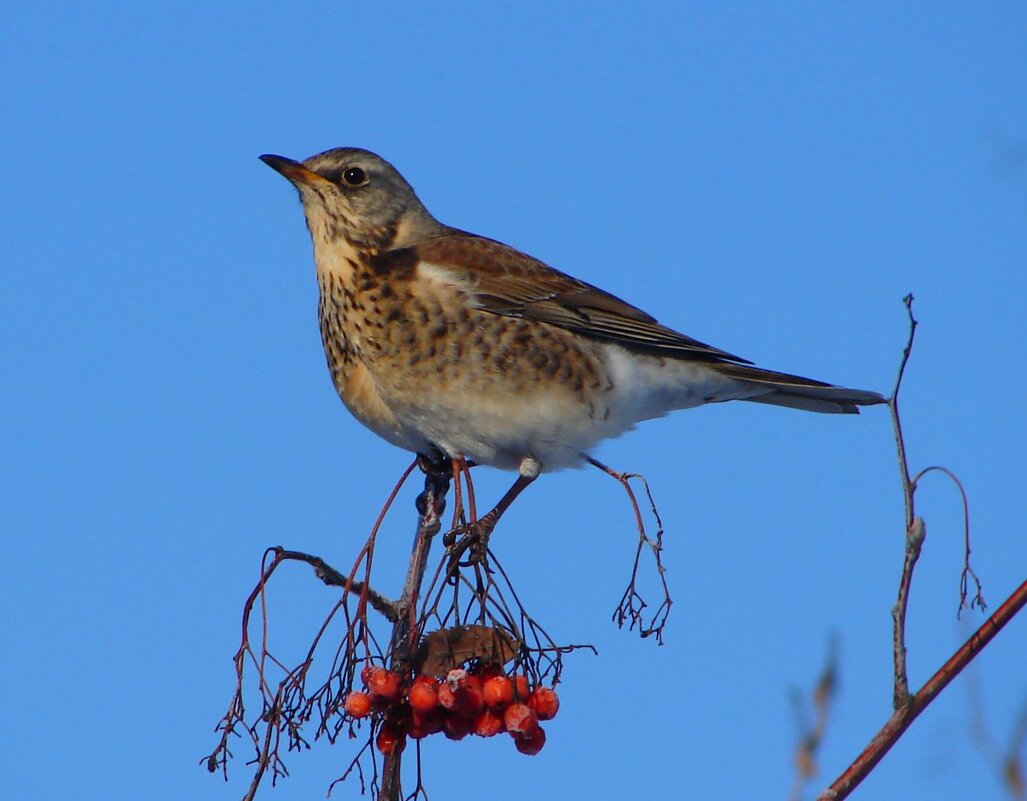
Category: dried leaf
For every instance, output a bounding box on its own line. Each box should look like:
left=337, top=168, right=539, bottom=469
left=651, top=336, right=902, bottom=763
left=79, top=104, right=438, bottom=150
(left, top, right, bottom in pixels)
left=412, top=625, right=519, bottom=675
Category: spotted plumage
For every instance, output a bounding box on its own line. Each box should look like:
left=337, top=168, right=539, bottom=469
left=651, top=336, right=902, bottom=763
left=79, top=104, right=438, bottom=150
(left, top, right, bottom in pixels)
left=261, top=147, right=884, bottom=504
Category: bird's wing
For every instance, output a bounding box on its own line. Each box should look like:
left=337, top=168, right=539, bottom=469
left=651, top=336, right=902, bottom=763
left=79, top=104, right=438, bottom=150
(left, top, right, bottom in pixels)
left=411, top=233, right=753, bottom=364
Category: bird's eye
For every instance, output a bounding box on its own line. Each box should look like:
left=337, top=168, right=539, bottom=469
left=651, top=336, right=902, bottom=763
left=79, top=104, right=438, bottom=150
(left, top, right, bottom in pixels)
left=342, top=167, right=367, bottom=186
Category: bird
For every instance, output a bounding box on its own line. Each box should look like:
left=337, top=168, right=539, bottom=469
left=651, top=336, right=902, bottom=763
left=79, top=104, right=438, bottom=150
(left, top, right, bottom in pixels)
left=260, top=147, right=884, bottom=540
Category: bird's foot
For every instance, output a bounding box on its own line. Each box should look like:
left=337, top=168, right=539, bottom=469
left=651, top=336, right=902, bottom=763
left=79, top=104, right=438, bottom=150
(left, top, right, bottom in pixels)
left=444, top=513, right=498, bottom=571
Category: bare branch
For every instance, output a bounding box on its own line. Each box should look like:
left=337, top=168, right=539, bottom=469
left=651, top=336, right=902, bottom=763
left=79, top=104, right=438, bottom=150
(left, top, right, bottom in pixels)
left=378, top=461, right=451, bottom=801
left=275, top=548, right=399, bottom=622
left=888, top=294, right=922, bottom=706
left=817, top=578, right=1027, bottom=801
left=887, top=295, right=985, bottom=707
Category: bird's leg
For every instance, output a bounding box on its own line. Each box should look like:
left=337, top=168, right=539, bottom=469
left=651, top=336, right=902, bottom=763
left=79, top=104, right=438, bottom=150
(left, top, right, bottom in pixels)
left=449, top=455, right=478, bottom=529
left=449, top=457, right=467, bottom=530
left=445, top=457, right=539, bottom=565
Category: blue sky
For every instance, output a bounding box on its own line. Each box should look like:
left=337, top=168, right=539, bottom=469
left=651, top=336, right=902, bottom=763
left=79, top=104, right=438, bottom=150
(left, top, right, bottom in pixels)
left=2, top=3, right=1024, bottom=800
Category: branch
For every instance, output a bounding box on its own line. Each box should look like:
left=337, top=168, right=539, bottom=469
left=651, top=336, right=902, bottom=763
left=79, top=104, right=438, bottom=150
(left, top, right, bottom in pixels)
left=887, top=294, right=984, bottom=707
left=817, top=578, right=1027, bottom=801
left=275, top=548, right=399, bottom=622
left=378, top=461, right=451, bottom=801
left=888, top=294, right=922, bottom=706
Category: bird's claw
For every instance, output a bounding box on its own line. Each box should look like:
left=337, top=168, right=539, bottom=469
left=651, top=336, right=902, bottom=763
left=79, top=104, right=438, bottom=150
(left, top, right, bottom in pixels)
left=444, top=516, right=497, bottom=572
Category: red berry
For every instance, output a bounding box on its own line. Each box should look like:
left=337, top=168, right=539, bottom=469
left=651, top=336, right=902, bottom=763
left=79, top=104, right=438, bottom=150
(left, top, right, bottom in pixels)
left=437, top=682, right=457, bottom=711
left=483, top=675, right=514, bottom=709
left=442, top=710, right=474, bottom=741
left=376, top=723, right=407, bottom=756
left=513, top=673, right=531, bottom=701
left=408, top=708, right=443, bottom=739
left=528, top=687, right=560, bottom=721
left=344, top=691, right=372, bottom=719
left=360, top=664, right=375, bottom=687
left=408, top=678, right=439, bottom=712
left=454, top=675, right=484, bottom=718
left=515, top=725, right=546, bottom=755
left=473, top=708, right=506, bottom=738
left=367, top=668, right=402, bottom=702
left=503, top=703, right=539, bottom=736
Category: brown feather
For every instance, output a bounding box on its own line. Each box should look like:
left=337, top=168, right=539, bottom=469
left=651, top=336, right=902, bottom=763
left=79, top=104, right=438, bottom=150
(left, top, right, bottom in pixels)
left=414, top=233, right=753, bottom=364
left=411, top=232, right=885, bottom=414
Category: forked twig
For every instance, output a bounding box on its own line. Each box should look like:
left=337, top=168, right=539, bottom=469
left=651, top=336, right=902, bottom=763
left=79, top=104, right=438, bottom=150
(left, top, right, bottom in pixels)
left=586, top=456, right=672, bottom=644
left=888, top=294, right=985, bottom=707
left=816, top=295, right=1016, bottom=801
left=889, top=293, right=923, bottom=706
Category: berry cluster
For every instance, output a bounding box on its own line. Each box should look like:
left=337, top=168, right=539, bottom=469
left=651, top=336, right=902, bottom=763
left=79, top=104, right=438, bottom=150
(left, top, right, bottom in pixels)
left=344, top=663, right=560, bottom=757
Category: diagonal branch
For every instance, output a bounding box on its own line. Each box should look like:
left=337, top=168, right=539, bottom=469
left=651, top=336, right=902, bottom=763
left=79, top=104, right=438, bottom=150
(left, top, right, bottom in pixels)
left=275, top=548, right=399, bottom=622
left=817, top=578, right=1027, bottom=801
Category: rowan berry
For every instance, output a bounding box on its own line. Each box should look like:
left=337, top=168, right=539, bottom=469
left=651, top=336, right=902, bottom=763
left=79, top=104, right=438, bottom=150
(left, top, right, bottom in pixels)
left=442, top=711, right=474, bottom=741
left=367, top=668, right=402, bottom=702
left=513, top=673, right=531, bottom=700
left=503, top=703, right=539, bottom=736
left=483, top=675, right=514, bottom=709
left=528, top=687, right=560, bottom=721
left=376, top=723, right=406, bottom=756
left=473, top=708, right=506, bottom=738
left=408, top=677, right=439, bottom=712
left=515, top=725, right=546, bottom=755
left=344, top=691, right=372, bottom=719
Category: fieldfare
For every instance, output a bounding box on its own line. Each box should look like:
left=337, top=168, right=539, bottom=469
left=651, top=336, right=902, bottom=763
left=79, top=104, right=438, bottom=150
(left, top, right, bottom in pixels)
left=260, top=147, right=884, bottom=539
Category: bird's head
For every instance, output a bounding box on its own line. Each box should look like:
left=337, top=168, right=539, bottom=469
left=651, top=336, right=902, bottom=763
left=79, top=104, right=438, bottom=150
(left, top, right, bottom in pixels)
left=260, top=148, right=444, bottom=255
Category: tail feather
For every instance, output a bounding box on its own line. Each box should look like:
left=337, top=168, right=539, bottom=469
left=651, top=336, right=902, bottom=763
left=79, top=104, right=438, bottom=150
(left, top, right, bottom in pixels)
left=713, top=363, right=886, bottom=415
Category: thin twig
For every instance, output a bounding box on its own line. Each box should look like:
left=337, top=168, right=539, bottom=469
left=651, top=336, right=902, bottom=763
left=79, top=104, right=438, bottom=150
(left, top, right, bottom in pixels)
left=888, top=295, right=985, bottom=707
left=889, top=293, right=921, bottom=707
left=275, top=548, right=399, bottom=621
left=789, top=635, right=839, bottom=801
left=586, top=456, right=672, bottom=643
left=909, top=466, right=985, bottom=614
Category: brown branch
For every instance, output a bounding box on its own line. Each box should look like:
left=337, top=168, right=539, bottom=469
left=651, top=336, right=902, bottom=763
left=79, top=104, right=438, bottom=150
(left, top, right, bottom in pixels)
left=377, top=460, right=451, bottom=801
left=275, top=548, right=399, bottom=622
left=817, top=577, right=1027, bottom=801
left=888, top=293, right=922, bottom=707
left=888, top=295, right=986, bottom=710
left=814, top=294, right=1012, bottom=799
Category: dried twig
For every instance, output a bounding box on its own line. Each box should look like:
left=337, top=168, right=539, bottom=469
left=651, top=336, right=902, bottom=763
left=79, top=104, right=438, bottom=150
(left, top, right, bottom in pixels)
left=789, top=636, right=839, bottom=801
left=888, top=293, right=924, bottom=706
left=586, top=456, right=672, bottom=644
left=275, top=549, right=399, bottom=621
left=888, top=295, right=984, bottom=707
left=816, top=295, right=1019, bottom=801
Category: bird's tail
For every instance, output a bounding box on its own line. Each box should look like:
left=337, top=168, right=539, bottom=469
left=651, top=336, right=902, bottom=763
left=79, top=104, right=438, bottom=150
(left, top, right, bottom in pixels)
left=712, top=363, right=886, bottom=414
